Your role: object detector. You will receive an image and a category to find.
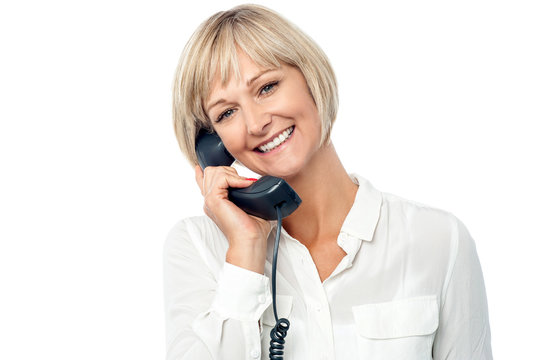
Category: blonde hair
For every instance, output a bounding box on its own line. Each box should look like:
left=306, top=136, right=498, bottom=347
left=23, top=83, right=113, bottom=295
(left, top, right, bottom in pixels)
left=173, top=4, right=338, bottom=167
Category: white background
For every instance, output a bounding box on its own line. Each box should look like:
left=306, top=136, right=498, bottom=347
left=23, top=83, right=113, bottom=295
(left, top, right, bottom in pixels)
left=1, top=0, right=539, bottom=358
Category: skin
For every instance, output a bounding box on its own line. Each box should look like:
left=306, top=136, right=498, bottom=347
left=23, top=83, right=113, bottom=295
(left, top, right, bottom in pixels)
left=195, top=49, right=359, bottom=282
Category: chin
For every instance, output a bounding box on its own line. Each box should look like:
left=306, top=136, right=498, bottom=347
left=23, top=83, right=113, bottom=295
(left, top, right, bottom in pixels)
left=262, top=159, right=305, bottom=179
left=244, top=146, right=313, bottom=179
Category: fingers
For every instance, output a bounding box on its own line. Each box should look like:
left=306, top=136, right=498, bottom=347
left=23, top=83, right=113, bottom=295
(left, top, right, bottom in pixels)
left=196, top=165, right=256, bottom=226
left=192, top=165, right=269, bottom=260
left=195, top=165, right=255, bottom=197
left=203, top=167, right=253, bottom=196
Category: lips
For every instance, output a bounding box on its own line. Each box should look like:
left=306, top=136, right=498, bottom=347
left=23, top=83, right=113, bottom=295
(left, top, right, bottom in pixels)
left=254, top=126, right=295, bottom=156
left=254, top=126, right=295, bottom=153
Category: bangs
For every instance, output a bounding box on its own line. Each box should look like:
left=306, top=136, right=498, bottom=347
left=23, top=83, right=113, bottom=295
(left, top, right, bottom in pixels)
left=204, top=15, right=295, bottom=95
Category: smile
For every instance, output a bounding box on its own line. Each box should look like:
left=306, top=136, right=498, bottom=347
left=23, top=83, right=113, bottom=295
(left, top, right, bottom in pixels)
left=257, top=126, right=294, bottom=153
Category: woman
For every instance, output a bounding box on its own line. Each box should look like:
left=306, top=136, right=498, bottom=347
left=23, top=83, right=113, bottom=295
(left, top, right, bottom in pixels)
left=164, top=4, right=492, bottom=359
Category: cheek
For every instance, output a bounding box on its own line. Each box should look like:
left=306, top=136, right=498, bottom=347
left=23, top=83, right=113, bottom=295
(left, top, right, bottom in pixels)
left=280, top=97, right=318, bottom=129
left=216, top=128, right=245, bottom=155
left=224, top=141, right=245, bottom=158
left=290, top=89, right=320, bottom=125
left=299, top=103, right=322, bottom=138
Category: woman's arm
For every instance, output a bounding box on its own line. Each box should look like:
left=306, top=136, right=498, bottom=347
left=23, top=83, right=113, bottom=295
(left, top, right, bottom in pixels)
left=163, top=219, right=271, bottom=360
left=432, top=217, right=493, bottom=359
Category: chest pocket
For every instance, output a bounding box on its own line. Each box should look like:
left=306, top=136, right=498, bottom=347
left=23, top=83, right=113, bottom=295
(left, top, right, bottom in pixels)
left=352, top=295, right=439, bottom=360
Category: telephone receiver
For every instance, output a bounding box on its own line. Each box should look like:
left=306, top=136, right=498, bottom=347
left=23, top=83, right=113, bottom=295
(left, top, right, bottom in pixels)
left=195, top=128, right=302, bottom=220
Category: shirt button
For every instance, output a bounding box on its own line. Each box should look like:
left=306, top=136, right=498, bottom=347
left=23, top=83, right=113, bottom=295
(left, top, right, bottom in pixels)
left=258, top=295, right=266, bottom=304
left=313, top=302, right=321, bottom=311
left=250, top=348, right=260, bottom=358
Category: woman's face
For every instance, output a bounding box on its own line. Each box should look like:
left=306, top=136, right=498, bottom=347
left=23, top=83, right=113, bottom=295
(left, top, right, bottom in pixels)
left=204, top=50, right=322, bottom=178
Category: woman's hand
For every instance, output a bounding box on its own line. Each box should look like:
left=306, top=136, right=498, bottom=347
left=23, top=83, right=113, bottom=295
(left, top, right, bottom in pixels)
left=195, top=165, right=271, bottom=274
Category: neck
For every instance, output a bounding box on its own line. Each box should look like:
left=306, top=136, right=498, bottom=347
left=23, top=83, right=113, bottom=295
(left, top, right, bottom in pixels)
left=281, top=141, right=358, bottom=246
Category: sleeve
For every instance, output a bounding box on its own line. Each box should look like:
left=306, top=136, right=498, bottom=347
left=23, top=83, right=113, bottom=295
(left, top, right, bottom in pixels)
left=432, top=217, right=493, bottom=359
left=163, top=219, right=272, bottom=360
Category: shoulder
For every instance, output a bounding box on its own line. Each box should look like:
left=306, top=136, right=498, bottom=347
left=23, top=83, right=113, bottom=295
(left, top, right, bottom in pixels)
left=378, top=190, right=469, bottom=261
left=350, top=173, right=463, bottom=245
left=377, top=190, right=478, bottom=285
left=381, top=190, right=461, bottom=235
left=164, top=215, right=230, bottom=266
left=166, top=215, right=220, bottom=242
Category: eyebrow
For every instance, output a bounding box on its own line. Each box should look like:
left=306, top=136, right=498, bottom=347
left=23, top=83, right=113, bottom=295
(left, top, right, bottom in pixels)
left=206, top=69, right=277, bottom=113
left=246, top=68, right=275, bottom=87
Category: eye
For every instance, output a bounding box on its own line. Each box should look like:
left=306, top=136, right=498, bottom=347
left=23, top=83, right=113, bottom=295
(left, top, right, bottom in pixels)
left=259, top=81, right=278, bottom=96
left=216, top=108, right=235, bottom=122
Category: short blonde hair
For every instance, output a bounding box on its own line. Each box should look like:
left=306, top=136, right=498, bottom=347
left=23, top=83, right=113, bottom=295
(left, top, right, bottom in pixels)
left=173, top=4, right=338, bottom=167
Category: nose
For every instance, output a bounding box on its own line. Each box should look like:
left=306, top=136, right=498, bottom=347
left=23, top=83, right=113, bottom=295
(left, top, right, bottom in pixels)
left=244, top=103, right=271, bottom=136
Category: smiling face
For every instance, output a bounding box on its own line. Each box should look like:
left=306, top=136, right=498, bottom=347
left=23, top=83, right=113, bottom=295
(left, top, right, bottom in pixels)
left=205, top=50, right=323, bottom=178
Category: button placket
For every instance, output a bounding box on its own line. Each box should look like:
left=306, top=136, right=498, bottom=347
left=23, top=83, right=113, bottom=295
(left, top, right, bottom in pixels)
left=282, top=231, right=336, bottom=359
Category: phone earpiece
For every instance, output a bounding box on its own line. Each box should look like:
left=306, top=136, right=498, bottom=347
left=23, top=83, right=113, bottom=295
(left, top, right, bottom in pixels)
left=195, top=129, right=235, bottom=169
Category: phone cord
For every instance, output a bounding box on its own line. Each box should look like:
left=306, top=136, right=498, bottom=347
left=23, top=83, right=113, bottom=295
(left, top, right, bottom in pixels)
left=269, top=204, right=290, bottom=360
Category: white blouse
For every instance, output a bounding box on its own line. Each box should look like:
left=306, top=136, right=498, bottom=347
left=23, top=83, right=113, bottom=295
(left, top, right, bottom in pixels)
left=163, top=174, right=492, bottom=359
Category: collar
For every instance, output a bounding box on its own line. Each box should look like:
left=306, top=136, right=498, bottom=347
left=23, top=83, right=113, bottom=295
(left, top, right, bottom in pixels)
left=339, top=173, right=382, bottom=242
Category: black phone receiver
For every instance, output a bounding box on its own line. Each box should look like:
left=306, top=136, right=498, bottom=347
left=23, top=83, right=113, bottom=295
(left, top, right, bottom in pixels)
left=195, top=128, right=302, bottom=220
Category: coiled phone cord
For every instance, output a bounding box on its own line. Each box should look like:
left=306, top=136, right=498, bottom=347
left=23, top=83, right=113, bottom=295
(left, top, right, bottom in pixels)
left=269, top=204, right=290, bottom=360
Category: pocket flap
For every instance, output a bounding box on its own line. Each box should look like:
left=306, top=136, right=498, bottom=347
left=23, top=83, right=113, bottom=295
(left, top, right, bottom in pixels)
left=352, top=295, right=439, bottom=339
left=261, top=295, right=293, bottom=326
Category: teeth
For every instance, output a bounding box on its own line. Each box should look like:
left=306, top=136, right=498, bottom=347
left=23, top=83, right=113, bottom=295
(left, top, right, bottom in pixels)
left=258, top=126, right=293, bottom=153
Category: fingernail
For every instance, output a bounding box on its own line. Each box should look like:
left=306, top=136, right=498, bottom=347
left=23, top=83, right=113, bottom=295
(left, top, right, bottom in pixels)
left=245, top=178, right=258, bottom=181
